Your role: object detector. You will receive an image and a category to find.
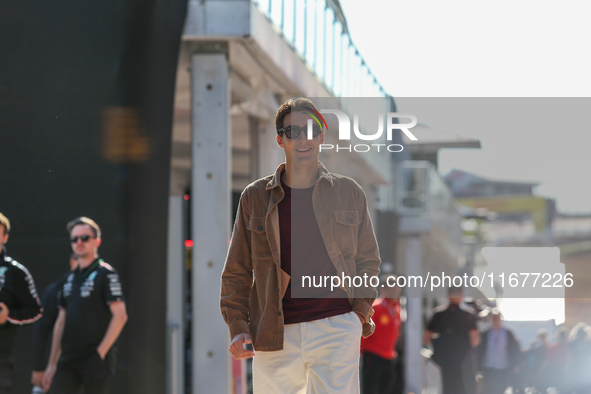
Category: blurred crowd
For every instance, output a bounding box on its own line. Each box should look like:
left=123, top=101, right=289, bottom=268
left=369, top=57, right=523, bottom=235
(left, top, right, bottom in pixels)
left=360, top=282, right=591, bottom=394
left=513, top=323, right=591, bottom=394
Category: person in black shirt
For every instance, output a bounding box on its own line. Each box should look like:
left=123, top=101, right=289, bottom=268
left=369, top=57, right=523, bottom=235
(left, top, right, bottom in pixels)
left=30, top=254, right=78, bottom=392
left=43, top=217, right=127, bottom=394
left=0, top=212, right=42, bottom=394
left=424, top=286, right=480, bottom=394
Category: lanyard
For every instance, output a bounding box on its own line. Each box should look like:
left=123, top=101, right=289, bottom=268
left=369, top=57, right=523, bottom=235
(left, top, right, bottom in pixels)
left=78, top=259, right=101, bottom=282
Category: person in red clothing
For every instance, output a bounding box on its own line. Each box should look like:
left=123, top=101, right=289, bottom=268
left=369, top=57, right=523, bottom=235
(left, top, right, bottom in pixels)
left=360, top=274, right=402, bottom=394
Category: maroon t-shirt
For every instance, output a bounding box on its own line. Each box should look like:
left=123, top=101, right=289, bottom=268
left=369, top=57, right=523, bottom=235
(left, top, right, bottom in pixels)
left=279, top=180, right=351, bottom=324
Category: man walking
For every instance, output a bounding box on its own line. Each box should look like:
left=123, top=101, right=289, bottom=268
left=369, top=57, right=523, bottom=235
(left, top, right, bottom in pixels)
left=424, top=286, right=480, bottom=394
left=0, top=212, right=42, bottom=394
left=43, top=217, right=127, bottom=394
left=30, top=254, right=78, bottom=393
left=476, top=308, right=521, bottom=394
left=221, top=97, right=381, bottom=393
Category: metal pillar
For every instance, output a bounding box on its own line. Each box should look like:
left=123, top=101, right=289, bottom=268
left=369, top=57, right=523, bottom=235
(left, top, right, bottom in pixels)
left=258, top=122, right=283, bottom=177
left=167, top=196, right=186, bottom=394
left=249, top=116, right=260, bottom=180
left=190, top=48, right=231, bottom=394
left=404, top=236, right=423, bottom=394
left=400, top=217, right=431, bottom=394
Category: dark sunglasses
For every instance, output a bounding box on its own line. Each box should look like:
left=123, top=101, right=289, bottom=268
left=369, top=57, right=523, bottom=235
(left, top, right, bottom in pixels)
left=277, top=124, right=322, bottom=139
left=70, top=235, right=95, bottom=243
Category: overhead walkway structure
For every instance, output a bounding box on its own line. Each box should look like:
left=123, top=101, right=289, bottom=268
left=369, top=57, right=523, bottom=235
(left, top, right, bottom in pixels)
left=166, top=1, right=396, bottom=393
left=165, top=1, right=475, bottom=393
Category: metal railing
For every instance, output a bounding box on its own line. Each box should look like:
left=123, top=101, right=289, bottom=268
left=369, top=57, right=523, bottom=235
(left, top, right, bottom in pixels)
left=252, top=0, right=388, bottom=100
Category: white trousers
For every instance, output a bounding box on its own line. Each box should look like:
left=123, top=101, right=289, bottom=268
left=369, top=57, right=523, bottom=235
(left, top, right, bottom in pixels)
left=253, top=311, right=362, bottom=394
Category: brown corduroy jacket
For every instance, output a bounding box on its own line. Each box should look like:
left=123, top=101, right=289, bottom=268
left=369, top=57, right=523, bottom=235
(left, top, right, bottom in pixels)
left=220, top=162, right=381, bottom=351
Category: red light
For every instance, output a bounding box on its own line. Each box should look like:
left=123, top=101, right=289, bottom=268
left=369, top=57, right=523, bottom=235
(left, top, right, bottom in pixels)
left=185, top=240, right=194, bottom=248
left=183, top=194, right=190, bottom=201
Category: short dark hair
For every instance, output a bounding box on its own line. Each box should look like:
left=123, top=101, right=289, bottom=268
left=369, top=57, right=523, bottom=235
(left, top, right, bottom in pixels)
left=0, top=213, right=10, bottom=234
left=275, top=97, right=321, bottom=131
left=67, top=217, right=101, bottom=238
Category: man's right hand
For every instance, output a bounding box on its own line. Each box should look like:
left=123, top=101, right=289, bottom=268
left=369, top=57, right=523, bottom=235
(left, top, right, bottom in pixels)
left=43, top=364, right=57, bottom=393
left=229, top=333, right=255, bottom=360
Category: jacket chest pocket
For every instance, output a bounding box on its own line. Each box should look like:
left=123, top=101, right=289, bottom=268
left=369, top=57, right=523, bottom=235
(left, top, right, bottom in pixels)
left=247, top=216, right=273, bottom=260
left=334, top=211, right=361, bottom=255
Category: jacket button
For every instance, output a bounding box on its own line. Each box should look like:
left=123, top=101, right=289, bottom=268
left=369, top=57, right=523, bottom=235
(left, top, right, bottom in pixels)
left=277, top=311, right=282, bottom=316
left=272, top=198, right=277, bottom=203
left=348, top=218, right=353, bottom=223
left=258, top=226, right=263, bottom=231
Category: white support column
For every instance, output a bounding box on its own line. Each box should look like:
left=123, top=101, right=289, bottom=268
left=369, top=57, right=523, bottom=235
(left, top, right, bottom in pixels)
left=167, top=196, right=186, bottom=394
left=190, top=49, right=231, bottom=394
left=258, top=121, right=284, bottom=176
left=399, top=217, right=431, bottom=394
left=404, top=236, right=423, bottom=394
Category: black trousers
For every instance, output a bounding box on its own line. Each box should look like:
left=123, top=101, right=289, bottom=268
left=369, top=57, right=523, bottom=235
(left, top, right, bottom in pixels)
left=0, top=354, right=12, bottom=394
left=440, top=361, right=467, bottom=394
left=361, top=352, right=397, bottom=394
left=482, top=368, right=509, bottom=394
left=50, top=352, right=114, bottom=394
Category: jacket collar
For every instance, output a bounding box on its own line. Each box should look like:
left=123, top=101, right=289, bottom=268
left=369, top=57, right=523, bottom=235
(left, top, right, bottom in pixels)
left=265, top=161, right=335, bottom=190
left=77, top=258, right=101, bottom=281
